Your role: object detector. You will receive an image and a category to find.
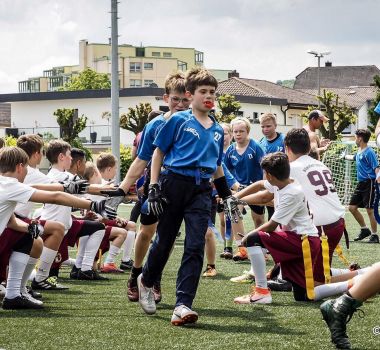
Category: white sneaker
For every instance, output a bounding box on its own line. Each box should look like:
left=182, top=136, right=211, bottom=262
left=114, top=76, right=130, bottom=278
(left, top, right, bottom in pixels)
left=171, top=305, right=198, bottom=326
left=230, top=271, right=255, bottom=283
left=0, top=283, right=6, bottom=299
left=137, top=274, right=156, bottom=315
left=21, top=291, right=43, bottom=306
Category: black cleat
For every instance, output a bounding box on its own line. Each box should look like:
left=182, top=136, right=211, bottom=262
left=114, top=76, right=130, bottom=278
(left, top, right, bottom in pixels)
left=120, top=260, right=134, bottom=271
left=2, top=295, right=44, bottom=310
left=26, top=286, right=42, bottom=299
left=366, top=234, right=379, bottom=244
left=77, top=269, right=109, bottom=281
left=31, top=277, right=69, bottom=291
left=267, top=278, right=293, bottom=292
left=70, top=265, right=80, bottom=279
left=353, top=228, right=371, bottom=241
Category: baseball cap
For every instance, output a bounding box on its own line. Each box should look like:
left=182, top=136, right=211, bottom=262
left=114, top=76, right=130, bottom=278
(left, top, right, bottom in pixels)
left=308, top=110, right=329, bottom=122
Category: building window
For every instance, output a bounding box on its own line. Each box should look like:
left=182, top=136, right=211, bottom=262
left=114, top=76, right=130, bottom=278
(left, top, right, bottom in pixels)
left=195, top=51, right=204, bottom=63
left=144, top=80, right=154, bottom=87
left=144, top=63, right=153, bottom=70
left=48, top=76, right=64, bottom=91
left=130, top=79, right=142, bottom=87
left=163, top=52, right=172, bottom=58
left=152, top=52, right=160, bottom=57
left=136, top=47, right=145, bottom=57
left=177, top=61, right=187, bottom=71
left=130, top=62, right=141, bottom=72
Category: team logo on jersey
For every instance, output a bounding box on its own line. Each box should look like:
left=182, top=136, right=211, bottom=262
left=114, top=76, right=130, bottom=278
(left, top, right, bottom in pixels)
left=230, top=155, right=238, bottom=162
left=54, top=253, right=62, bottom=263
left=184, top=127, right=200, bottom=139
left=214, top=132, right=222, bottom=142
left=248, top=153, right=253, bottom=159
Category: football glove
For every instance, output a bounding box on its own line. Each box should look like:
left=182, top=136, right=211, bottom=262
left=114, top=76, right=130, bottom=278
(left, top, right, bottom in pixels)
left=28, top=220, right=44, bottom=239
left=61, top=175, right=89, bottom=195
left=90, top=198, right=118, bottom=220
left=148, top=183, right=168, bottom=217
left=223, top=195, right=244, bottom=223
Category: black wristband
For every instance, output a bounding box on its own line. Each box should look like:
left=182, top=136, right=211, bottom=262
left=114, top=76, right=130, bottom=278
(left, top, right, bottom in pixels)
left=213, top=176, right=232, bottom=199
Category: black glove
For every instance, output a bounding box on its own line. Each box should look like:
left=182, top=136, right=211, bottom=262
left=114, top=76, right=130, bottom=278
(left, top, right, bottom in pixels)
left=90, top=198, right=118, bottom=220
left=100, top=187, right=126, bottom=197
left=28, top=220, right=44, bottom=239
left=148, top=183, right=168, bottom=217
left=61, top=176, right=89, bottom=195
left=223, top=195, right=244, bottom=223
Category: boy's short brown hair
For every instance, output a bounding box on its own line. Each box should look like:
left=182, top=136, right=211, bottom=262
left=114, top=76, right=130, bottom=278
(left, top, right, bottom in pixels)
left=185, top=67, right=218, bottom=94
left=83, top=161, right=97, bottom=181
left=355, top=129, right=371, bottom=143
left=96, top=152, right=117, bottom=172
left=261, top=152, right=290, bottom=181
left=17, top=134, right=44, bottom=158
left=259, top=113, right=277, bottom=125
left=0, top=146, right=29, bottom=173
left=165, top=71, right=186, bottom=95
left=46, top=139, right=71, bottom=164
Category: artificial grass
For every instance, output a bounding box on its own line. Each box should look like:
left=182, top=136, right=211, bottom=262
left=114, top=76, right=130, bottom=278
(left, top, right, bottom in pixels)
left=0, top=206, right=379, bottom=350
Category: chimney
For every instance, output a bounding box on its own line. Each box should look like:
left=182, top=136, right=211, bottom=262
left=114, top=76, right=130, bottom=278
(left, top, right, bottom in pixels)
left=228, top=70, right=239, bottom=78
left=325, top=61, right=332, bottom=67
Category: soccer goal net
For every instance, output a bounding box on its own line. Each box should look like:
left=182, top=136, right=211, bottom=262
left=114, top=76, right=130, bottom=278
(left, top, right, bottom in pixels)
left=322, top=141, right=380, bottom=206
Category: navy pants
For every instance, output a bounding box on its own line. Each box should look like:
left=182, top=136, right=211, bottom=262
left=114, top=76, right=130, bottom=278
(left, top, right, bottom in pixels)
left=142, top=172, right=212, bottom=308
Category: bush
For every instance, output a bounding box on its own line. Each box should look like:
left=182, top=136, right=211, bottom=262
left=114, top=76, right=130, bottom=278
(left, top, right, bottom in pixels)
left=119, top=144, right=133, bottom=179
left=4, top=135, right=17, bottom=146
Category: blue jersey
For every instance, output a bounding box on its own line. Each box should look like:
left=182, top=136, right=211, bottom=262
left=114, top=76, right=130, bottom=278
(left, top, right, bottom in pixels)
left=224, top=139, right=264, bottom=185
left=259, top=133, right=285, bottom=154
left=354, top=147, right=379, bottom=182
left=137, top=115, right=166, bottom=161
left=153, top=110, right=224, bottom=179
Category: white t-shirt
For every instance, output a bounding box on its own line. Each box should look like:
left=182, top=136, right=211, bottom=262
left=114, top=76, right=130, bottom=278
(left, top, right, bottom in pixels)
left=266, top=181, right=318, bottom=236
left=39, top=168, right=73, bottom=232
left=290, top=155, right=345, bottom=226
left=0, top=175, right=35, bottom=235
left=15, top=166, right=52, bottom=218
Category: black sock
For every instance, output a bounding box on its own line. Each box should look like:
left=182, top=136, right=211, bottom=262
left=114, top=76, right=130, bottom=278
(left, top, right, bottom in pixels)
left=131, top=266, right=142, bottom=280
left=207, top=264, right=216, bottom=269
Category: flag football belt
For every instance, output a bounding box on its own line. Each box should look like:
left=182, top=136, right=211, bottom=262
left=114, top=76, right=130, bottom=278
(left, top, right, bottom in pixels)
left=320, top=231, right=331, bottom=284
left=335, top=244, right=350, bottom=267
left=301, top=235, right=315, bottom=300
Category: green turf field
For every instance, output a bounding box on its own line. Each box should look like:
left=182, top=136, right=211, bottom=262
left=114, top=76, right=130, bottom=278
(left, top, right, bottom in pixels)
left=1, top=206, right=379, bottom=350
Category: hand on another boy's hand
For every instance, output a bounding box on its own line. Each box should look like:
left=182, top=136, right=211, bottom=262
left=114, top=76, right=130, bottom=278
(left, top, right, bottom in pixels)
left=90, top=199, right=118, bottom=220
left=148, top=183, right=168, bottom=217
left=223, top=196, right=243, bottom=223
left=28, top=220, right=44, bottom=239
left=62, top=176, right=90, bottom=195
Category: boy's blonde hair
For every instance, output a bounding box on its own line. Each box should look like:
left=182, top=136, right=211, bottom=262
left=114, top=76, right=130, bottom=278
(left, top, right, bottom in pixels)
left=17, top=134, right=44, bottom=158
left=46, top=139, right=71, bottom=165
left=96, top=152, right=117, bottom=172
left=83, top=161, right=97, bottom=181
left=185, top=67, right=218, bottom=94
left=165, top=71, right=186, bottom=95
left=260, top=113, right=277, bottom=125
left=0, top=146, right=29, bottom=173
left=220, top=122, right=232, bottom=135
left=230, top=116, right=251, bottom=133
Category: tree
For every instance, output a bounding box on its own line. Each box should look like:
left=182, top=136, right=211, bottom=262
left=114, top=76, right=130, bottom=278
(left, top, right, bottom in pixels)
left=60, top=68, right=111, bottom=91
left=215, top=94, right=241, bottom=123
left=368, top=75, right=380, bottom=132
left=53, top=108, right=92, bottom=160
left=276, top=79, right=295, bottom=88
left=120, top=103, right=152, bottom=134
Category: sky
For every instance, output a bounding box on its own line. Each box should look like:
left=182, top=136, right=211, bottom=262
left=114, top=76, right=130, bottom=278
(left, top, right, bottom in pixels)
left=1, top=0, right=379, bottom=93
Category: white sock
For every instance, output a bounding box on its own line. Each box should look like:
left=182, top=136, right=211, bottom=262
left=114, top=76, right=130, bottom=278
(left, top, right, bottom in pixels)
left=122, top=230, right=135, bottom=262
left=247, top=246, right=267, bottom=288
left=5, top=251, right=30, bottom=299
left=357, top=266, right=372, bottom=275
left=372, top=231, right=377, bottom=235
left=105, top=244, right=120, bottom=264
left=75, top=235, right=89, bottom=269
left=236, top=239, right=242, bottom=246
left=28, top=269, right=36, bottom=281
left=330, top=268, right=350, bottom=276
left=62, top=258, right=76, bottom=267
left=81, top=230, right=105, bottom=271
left=35, top=247, right=57, bottom=282
left=20, top=257, right=38, bottom=294
left=314, top=281, right=349, bottom=301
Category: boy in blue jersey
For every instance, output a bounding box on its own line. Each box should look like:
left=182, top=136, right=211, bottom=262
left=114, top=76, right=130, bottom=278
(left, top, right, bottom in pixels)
left=224, top=116, right=265, bottom=260
left=346, top=129, right=379, bottom=243
left=137, top=67, right=234, bottom=325
left=102, top=72, right=191, bottom=302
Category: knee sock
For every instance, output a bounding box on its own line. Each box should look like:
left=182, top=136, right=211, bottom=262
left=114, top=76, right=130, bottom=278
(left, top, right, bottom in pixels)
left=330, top=268, right=350, bottom=276
left=122, top=230, right=135, bottom=262
left=5, top=252, right=29, bottom=299
left=314, top=281, right=351, bottom=301
left=20, top=257, right=38, bottom=294
left=35, top=247, right=57, bottom=282
left=247, top=246, right=267, bottom=288
left=81, top=230, right=105, bottom=271
left=105, top=244, right=120, bottom=264
left=75, top=235, right=89, bottom=269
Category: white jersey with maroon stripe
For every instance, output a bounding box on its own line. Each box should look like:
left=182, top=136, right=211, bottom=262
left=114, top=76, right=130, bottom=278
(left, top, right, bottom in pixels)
left=290, top=155, right=345, bottom=226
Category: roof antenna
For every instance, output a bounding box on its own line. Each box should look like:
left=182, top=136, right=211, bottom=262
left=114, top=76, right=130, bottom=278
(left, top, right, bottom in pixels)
left=269, top=100, right=272, bottom=112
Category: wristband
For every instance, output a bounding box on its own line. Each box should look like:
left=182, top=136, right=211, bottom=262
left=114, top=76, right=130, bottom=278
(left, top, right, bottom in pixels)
left=214, top=176, right=232, bottom=200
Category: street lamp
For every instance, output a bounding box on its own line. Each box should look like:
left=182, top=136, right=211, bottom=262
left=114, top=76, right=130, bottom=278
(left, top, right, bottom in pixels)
left=307, top=50, right=331, bottom=108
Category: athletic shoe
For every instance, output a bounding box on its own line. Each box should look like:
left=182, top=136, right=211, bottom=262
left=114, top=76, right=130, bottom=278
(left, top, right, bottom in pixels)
left=153, top=282, right=162, bottom=304
left=120, top=259, right=134, bottom=271
left=0, top=283, right=5, bottom=299
left=220, top=247, right=233, bottom=259
left=77, top=269, right=109, bottom=281
left=21, top=291, right=43, bottom=306
left=31, top=276, right=69, bottom=290
left=171, top=305, right=198, bottom=326
left=101, top=262, right=125, bottom=273
left=127, top=277, right=139, bottom=302
left=267, top=278, right=292, bottom=292
left=320, top=294, right=363, bottom=349
left=26, top=286, right=42, bottom=300
left=202, top=265, right=217, bottom=277
left=137, top=274, right=156, bottom=315
left=233, top=246, right=249, bottom=261
left=366, top=234, right=379, bottom=244
left=230, top=270, right=255, bottom=283
left=234, top=286, right=272, bottom=304
left=70, top=265, right=80, bottom=279
left=353, top=228, right=371, bottom=241
left=2, top=295, right=44, bottom=310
